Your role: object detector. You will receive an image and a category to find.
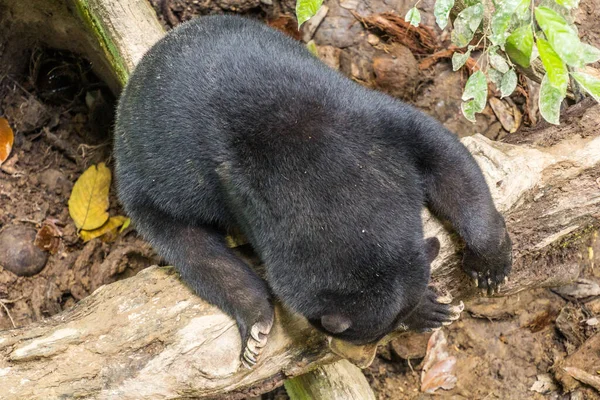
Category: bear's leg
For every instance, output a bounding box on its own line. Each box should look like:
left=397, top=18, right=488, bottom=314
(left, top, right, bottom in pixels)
left=407, top=119, right=512, bottom=294
left=126, top=200, right=274, bottom=368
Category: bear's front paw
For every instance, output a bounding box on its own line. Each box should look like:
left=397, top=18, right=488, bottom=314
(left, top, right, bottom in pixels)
left=237, top=308, right=274, bottom=369
left=463, top=229, right=512, bottom=295
left=399, top=289, right=464, bottom=332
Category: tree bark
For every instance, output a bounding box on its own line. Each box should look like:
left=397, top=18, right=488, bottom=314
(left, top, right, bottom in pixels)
left=1, top=0, right=600, bottom=399
left=0, top=0, right=164, bottom=93
left=284, top=360, right=376, bottom=400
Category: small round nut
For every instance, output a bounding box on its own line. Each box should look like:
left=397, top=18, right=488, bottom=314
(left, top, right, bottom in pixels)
left=0, top=225, right=49, bottom=276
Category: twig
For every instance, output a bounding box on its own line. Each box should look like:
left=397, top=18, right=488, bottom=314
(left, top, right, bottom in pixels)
left=351, top=11, right=438, bottom=54
left=160, top=0, right=179, bottom=28
left=407, top=357, right=415, bottom=374
left=4, top=74, right=37, bottom=99
left=0, top=299, right=17, bottom=328
left=568, top=66, right=586, bottom=103
left=418, top=47, right=458, bottom=70
left=563, top=367, right=600, bottom=392
left=42, top=127, right=80, bottom=165
left=19, top=218, right=42, bottom=226
left=521, top=97, right=596, bottom=133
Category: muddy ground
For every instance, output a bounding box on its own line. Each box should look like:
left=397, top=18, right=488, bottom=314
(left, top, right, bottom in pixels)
left=1, top=0, right=600, bottom=398
left=0, top=55, right=161, bottom=329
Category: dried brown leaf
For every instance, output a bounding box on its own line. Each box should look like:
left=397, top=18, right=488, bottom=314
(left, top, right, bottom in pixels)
left=420, top=330, right=458, bottom=393
left=34, top=220, right=62, bottom=255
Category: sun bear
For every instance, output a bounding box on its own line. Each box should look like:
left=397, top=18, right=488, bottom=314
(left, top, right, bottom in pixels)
left=114, top=15, right=512, bottom=367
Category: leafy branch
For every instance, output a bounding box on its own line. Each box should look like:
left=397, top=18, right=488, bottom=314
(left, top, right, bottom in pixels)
left=407, top=0, right=600, bottom=124
left=296, top=0, right=600, bottom=125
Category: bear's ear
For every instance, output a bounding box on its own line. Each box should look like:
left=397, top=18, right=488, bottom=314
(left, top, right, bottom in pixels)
left=321, top=314, right=352, bottom=333
left=425, top=237, right=441, bottom=263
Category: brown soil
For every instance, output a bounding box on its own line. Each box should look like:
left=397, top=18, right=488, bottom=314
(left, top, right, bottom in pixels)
left=2, top=1, right=600, bottom=399
left=0, top=51, right=160, bottom=331
left=366, top=287, right=599, bottom=399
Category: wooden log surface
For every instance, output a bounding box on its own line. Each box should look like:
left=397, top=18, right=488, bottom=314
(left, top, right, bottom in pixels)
left=1, top=0, right=600, bottom=398
left=284, top=360, right=377, bottom=400
left=0, top=0, right=164, bottom=93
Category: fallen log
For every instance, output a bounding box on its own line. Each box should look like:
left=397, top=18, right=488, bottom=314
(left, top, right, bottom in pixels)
left=1, top=0, right=600, bottom=399
left=0, top=0, right=164, bottom=93
left=284, top=360, right=376, bottom=400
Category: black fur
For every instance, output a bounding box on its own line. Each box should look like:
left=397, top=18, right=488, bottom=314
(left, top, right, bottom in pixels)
left=114, top=15, right=511, bottom=353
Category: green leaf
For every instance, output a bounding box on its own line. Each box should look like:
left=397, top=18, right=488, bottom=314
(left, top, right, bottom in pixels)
left=581, top=43, right=600, bottom=64
left=296, top=0, right=323, bottom=27
left=488, top=68, right=504, bottom=87
left=462, top=71, right=487, bottom=105
left=555, top=0, right=579, bottom=10
left=119, top=217, right=131, bottom=233
left=505, top=25, right=534, bottom=68
left=452, top=50, right=471, bottom=71
left=306, top=40, right=318, bottom=57
left=539, top=74, right=565, bottom=125
left=405, top=7, right=421, bottom=27
left=466, top=5, right=483, bottom=31
left=537, top=38, right=568, bottom=94
left=490, top=53, right=510, bottom=73
left=515, top=0, right=531, bottom=19
left=461, top=70, right=488, bottom=122
left=571, top=71, right=600, bottom=103
left=434, top=0, right=455, bottom=30
left=500, top=69, right=518, bottom=98
left=490, top=0, right=522, bottom=45
left=534, top=6, right=583, bottom=67
left=451, top=4, right=484, bottom=47
left=461, top=99, right=479, bottom=122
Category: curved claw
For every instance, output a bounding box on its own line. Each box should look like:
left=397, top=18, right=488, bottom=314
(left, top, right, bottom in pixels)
left=241, top=319, right=274, bottom=369
left=436, top=295, right=453, bottom=305
left=250, top=321, right=272, bottom=344
left=243, top=348, right=257, bottom=364
left=242, top=357, right=255, bottom=369
left=443, top=301, right=465, bottom=325
left=450, top=301, right=464, bottom=318
left=246, top=340, right=260, bottom=356
left=250, top=325, right=264, bottom=343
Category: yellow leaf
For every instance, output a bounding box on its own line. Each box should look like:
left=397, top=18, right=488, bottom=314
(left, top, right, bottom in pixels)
left=0, top=117, right=14, bottom=166
left=68, top=163, right=111, bottom=230
left=80, top=215, right=129, bottom=242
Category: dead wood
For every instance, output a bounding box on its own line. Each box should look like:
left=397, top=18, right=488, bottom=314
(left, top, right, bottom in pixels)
left=353, top=12, right=438, bottom=54
left=555, top=332, right=600, bottom=392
